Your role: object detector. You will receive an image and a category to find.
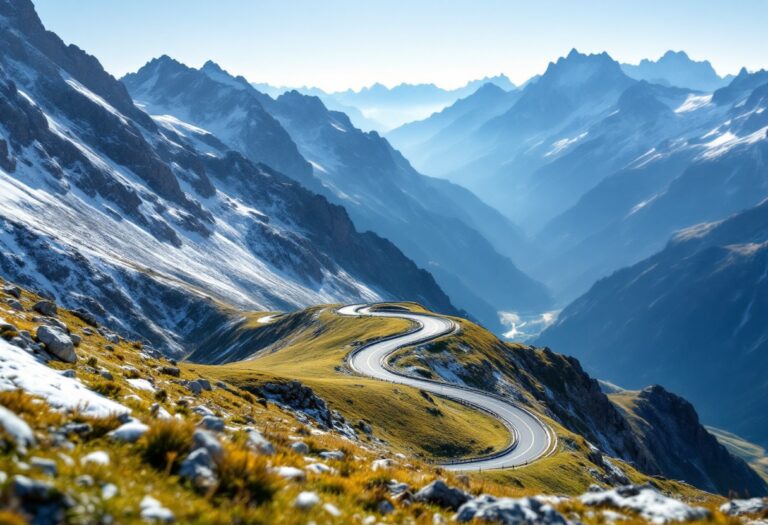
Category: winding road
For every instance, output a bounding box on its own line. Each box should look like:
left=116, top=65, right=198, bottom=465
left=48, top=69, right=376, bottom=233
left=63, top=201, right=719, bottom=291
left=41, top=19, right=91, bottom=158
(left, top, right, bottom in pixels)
left=338, top=304, right=554, bottom=471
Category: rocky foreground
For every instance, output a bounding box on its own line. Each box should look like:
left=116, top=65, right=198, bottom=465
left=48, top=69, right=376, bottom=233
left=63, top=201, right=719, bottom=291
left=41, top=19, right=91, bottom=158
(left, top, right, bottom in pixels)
left=1, top=280, right=767, bottom=524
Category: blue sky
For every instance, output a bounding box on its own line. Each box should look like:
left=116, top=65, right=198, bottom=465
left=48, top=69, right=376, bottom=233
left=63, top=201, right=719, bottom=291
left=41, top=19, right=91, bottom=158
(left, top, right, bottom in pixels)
left=33, top=0, right=768, bottom=92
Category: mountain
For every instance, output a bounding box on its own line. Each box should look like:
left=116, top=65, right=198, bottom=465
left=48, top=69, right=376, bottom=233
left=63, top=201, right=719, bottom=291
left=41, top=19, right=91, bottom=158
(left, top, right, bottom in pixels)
left=309, top=75, right=516, bottom=131
left=0, top=0, right=458, bottom=354
left=621, top=50, right=732, bottom=92
left=537, top=198, right=768, bottom=447
left=387, top=83, right=521, bottom=171
left=536, top=67, right=768, bottom=300
left=394, top=49, right=768, bottom=304
left=398, top=50, right=641, bottom=230
left=124, top=59, right=551, bottom=331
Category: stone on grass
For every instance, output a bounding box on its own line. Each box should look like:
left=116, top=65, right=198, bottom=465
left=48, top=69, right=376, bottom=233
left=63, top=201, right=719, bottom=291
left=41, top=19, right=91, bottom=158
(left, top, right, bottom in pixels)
left=306, top=462, right=334, bottom=475
left=30, top=457, right=58, bottom=477
left=191, top=429, right=223, bottom=459
left=108, top=421, right=149, bottom=443
left=101, top=483, right=118, bottom=500
left=179, top=448, right=217, bottom=490
left=320, top=450, right=345, bottom=461
left=372, top=458, right=395, bottom=471
left=580, top=484, right=710, bottom=524
left=323, top=502, right=342, bottom=517
left=414, top=480, right=470, bottom=510
left=81, top=451, right=110, bottom=466
left=36, top=325, right=76, bottom=363
left=456, top=495, right=568, bottom=524
left=0, top=405, right=36, bottom=452
left=273, top=466, right=306, bottom=481
left=294, top=491, right=320, bottom=510
left=140, top=495, right=175, bottom=523
left=720, top=498, right=768, bottom=516
left=290, top=441, right=309, bottom=454
left=3, top=284, right=21, bottom=298
left=33, top=300, right=57, bottom=317
left=198, top=415, right=225, bottom=432
left=246, top=428, right=275, bottom=455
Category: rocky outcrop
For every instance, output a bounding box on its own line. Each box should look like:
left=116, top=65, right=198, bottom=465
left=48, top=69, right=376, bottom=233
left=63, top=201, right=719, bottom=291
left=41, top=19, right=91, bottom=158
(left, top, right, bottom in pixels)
left=402, top=326, right=767, bottom=496
left=36, top=325, right=77, bottom=363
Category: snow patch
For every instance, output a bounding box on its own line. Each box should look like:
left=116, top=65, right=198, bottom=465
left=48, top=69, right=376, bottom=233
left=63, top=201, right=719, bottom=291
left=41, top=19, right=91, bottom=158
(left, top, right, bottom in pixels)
left=0, top=339, right=129, bottom=417
left=674, top=94, right=712, bottom=114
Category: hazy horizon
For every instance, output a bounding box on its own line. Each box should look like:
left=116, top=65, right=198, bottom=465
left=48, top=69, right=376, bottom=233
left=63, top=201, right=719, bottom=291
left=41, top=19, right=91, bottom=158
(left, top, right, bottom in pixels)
left=32, top=0, right=767, bottom=92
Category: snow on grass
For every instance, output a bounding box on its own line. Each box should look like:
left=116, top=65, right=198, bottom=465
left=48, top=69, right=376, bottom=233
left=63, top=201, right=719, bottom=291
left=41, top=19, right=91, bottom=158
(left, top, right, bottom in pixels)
left=0, top=339, right=129, bottom=417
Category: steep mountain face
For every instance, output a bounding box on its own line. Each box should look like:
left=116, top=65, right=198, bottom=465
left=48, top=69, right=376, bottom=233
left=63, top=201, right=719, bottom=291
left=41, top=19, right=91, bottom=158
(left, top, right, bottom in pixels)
left=122, top=58, right=316, bottom=190
left=124, top=60, right=551, bottom=331
left=384, top=317, right=766, bottom=496
left=621, top=51, right=731, bottom=92
left=0, top=0, right=457, bottom=353
left=538, top=199, right=768, bottom=448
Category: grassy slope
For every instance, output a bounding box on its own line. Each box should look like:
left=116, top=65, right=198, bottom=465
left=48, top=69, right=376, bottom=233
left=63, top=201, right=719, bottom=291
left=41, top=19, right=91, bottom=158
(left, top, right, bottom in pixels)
left=0, top=281, right=734, bottom=523
left=195, top=307, right=511, bottom=460
left=193, top=303, right=718, bottom=499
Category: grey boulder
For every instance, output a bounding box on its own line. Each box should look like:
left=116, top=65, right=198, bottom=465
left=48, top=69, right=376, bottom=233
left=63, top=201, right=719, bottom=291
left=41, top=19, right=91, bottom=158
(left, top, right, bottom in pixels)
left=36, top=325, right=77, bottom=363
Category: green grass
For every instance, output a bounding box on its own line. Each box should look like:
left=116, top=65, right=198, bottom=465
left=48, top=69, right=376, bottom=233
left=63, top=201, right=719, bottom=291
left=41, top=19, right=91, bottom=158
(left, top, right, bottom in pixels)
left=195, top=307, right=512, bottom=460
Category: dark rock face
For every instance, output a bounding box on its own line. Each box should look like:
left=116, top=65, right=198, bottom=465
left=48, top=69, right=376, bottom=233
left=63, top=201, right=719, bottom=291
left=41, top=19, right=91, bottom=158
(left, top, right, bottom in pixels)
left=618, top=386, right=767, bottom=497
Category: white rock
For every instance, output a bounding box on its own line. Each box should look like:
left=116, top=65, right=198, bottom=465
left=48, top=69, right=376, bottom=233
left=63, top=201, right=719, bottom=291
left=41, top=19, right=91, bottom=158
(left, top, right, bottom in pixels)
left=140, top=495, right=175, bottom=523
left=456, top=495, right=567, bottom=524
left=246, top=428, right=274, bottom=455
left=581, top=485, right=710, bottom=524
left=320, top=450, right=345, bottom=461
left=101, top=483, right=118, bottom=500
left=81, top=451, right=110, bottom=466
left=108, top=421, right=149, bottom=443
left=36, top=325, right=76, bottom=363
left=323, top=502, right=342, bottom=517
left=0, top=405, right=35, bottom=452
left=273, top=466, right=306, bottom=481
left=306, top=462, right=335, bottom=474
left=720, top=498, right=768, bottom=516
left=127, top=378, right=156, bottom=393
left=372, top=458, right=395, bottom=471
left=294, top=491, right=320, bottom=510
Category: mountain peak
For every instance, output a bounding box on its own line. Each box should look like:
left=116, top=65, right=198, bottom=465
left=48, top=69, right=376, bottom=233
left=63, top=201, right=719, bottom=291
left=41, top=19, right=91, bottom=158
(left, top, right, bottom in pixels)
left=622, top=50, right=727, bottom=91
left=200, top=60, right=250, bottom=90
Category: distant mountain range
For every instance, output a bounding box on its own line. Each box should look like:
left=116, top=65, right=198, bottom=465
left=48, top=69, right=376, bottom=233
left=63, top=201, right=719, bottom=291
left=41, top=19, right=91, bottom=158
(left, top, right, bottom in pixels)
left=621, top=50, right=733, bottom=92
left=123, top=58, right=551, bottom=332
left=538, top=198, right=768, bottom=448
left=387, top=49, right=767, bottom=305
left=252, top=75, right=517, bottom=132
